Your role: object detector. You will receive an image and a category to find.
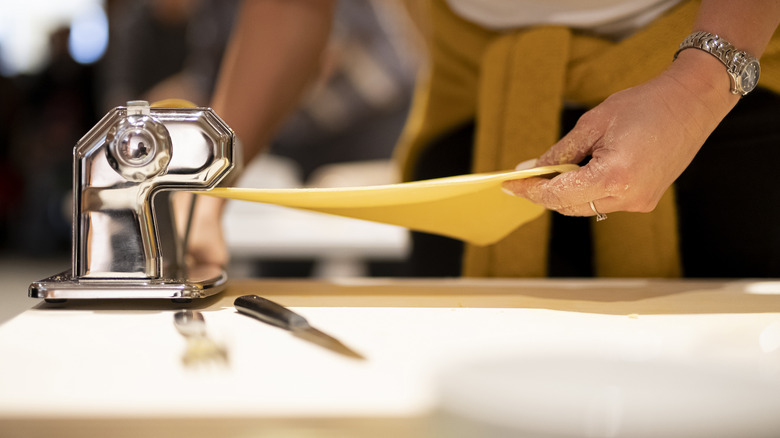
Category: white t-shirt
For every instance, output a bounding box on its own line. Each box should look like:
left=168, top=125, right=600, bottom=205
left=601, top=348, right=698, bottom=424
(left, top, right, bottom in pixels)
left=445, top=0, right=683, bottom=39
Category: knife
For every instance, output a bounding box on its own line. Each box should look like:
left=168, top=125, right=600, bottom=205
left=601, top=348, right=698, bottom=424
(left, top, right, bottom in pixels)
left=234, top=295, right=365, bottom=360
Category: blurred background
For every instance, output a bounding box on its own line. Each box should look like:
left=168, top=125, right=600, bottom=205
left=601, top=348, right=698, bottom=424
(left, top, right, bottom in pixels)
left=0, top=0, right=423, bottom=322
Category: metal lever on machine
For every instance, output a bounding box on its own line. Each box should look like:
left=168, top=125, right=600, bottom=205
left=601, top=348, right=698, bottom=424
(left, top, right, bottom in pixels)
left=29, top=101, right=235, bottom=301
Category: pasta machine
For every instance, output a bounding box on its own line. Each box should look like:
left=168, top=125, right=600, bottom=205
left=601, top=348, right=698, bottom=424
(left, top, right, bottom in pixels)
left=29, top=101, right=235, bottom=301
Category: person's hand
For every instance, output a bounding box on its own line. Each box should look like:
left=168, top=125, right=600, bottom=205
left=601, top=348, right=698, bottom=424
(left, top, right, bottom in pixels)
left=174, top=192, right=230, bottom=269
left=502, top=49, right=740, bottom=217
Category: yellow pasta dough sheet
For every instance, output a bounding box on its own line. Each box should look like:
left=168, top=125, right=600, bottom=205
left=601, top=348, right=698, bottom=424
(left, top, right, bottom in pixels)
left=199, top=164, right=577, bottom=246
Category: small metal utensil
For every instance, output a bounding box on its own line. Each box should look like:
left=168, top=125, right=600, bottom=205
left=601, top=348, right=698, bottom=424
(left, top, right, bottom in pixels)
left=234, top=295, right=365, bottom=360
left=173, top=310, right=229, bottom=367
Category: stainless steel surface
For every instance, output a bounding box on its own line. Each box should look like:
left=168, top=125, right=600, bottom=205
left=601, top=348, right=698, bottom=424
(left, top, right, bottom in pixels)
left=174, top=310, right=208, bottom=337
left=29, top=265, right=227, bottom=300
left=292, top=326, right=366, bottom=361
left=29, top=101, right=235, bottom=300
left=234, top=294, right=365, bottom=360
left=174, top=310, right=229, bottom=366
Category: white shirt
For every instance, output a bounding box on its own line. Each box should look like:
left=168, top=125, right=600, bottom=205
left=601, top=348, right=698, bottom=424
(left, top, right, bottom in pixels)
left=445, top=0, right=683, bottom=39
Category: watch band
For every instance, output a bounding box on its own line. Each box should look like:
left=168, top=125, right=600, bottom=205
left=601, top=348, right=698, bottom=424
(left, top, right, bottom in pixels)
left=674, top=31, right=761, bottom=96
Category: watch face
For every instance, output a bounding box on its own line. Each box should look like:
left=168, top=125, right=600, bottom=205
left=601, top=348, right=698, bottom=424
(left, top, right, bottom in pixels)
left=739, top=60, right=760, bottom=94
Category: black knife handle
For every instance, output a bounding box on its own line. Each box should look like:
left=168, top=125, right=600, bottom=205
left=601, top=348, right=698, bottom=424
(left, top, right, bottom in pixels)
left=234, top=295, right=309, bottom=331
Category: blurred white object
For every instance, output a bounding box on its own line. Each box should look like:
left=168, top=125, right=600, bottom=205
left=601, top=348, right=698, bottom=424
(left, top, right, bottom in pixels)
left=0, top=0, right=107, bottom=75
left=435, top=350, right=780, bottom=438
left=308, top=159, right=399, bottom=188
left=223, top=155, right=409, bottom=278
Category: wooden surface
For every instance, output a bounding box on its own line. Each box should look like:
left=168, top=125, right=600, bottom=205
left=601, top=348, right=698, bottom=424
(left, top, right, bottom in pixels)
left=30, top=277, right=780, bottom=314
left=219, top=278, right=780, bottom=314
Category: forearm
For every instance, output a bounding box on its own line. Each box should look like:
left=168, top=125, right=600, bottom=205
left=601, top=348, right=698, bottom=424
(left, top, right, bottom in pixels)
left=670, top=0, right=780, bottom=108
left=694, top=0, right=780, bottom=56
left=664, top=1, right=779, bottom=131
left=211, top=0, right=336, bottom=164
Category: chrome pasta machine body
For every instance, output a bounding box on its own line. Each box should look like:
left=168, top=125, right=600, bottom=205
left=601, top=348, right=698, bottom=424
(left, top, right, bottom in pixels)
left=29, top=101, right=235, bottom=301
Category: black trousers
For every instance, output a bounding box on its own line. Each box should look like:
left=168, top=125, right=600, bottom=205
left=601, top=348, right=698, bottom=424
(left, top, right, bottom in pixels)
left=405, top=88, right=780, bottom=278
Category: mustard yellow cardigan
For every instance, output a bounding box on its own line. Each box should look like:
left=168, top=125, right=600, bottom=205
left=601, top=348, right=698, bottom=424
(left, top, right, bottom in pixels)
left=395, top=0, right=780, bottom=278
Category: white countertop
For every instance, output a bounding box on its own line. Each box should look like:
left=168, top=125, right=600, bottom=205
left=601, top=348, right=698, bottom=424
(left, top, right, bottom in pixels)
left=2, top=278, right=780, bottom=437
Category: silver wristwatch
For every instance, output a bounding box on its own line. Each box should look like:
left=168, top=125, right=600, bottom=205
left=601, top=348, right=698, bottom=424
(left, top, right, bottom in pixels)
left=674, top=31, right=760, bottom=96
